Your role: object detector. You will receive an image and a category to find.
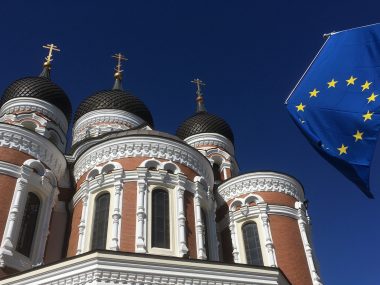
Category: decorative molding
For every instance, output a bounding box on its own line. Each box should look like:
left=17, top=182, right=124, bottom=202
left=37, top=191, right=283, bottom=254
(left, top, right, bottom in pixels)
left=0, top=97, right=68, bottom=133
left=0, top=113, right=67, bottom=152
left=176, top=174, right=188, bottom=256
left=0, top=251, right=290, bottom=285
left=217, top=172, right=304, bottom=203
left=0, top=124, right=67, bottom=180
left=73, top=135, right=214, bottom=187
left=72, top=109, right=145, bottom=145
left=0, top=161, right=21, bottom=178
left=295, top=202, right=323, bottom=285
left=135, top=168, right=148, bottom=253
left=184, top=133, right=235, bottom=155
left=0, top=159, right=58, bottom=271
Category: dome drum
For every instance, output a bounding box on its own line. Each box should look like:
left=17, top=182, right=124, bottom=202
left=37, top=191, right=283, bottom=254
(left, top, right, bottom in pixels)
left=72, top=109, right=148, bottom=146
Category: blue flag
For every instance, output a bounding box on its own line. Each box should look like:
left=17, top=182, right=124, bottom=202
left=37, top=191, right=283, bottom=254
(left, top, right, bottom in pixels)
left=286, top=24, right=380, bottom=198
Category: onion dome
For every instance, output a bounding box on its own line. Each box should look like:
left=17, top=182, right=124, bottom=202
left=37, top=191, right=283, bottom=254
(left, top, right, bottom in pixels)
left=176, top=79, right=234, bottom=143
left=73, top=53, right=154, bottom=127
left=0, top=44, right=72, bottom=120
left=1, top=76, right=72, bottom=120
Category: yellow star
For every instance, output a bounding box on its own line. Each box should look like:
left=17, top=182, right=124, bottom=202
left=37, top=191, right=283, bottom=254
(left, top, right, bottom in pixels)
left=309, top=88, right=319, bottom=98
left=346, top=76, right=357, bottom=86
left=363, top=110, right=374, bottom=122
left=296, top=102, right=306, bottom=112
left=337, top=144, right=348, bottom=155
left=361, top=80, right=372, bottom=91
left=353, top=130, right=364, bottom=142
left=367, top=92, right=378, bottom=103
left=327, top=79, right=338, bottom=88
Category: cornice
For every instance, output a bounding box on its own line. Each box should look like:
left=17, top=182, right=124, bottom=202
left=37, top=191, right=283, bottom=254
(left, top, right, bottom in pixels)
left=0, top=124, right=67, bottom=179
left=0, top=251, right=289, bottom=285
left=73, top=135, right=214, bottom=186
left=217, top=172, right=304, bottom=202
left=0, top=97, right=68, bottom=133
left=185, top=133, right=235, bottom=155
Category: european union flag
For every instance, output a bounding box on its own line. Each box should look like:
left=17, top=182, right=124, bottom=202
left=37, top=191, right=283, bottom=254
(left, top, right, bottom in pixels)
left=286, top=24, right=380, bottom=198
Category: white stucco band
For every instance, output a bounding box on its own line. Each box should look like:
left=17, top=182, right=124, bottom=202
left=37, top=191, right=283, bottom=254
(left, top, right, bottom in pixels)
left=0, top=251, right=291, bottom=285
left=72, top=109, right=146, bottom=145
left=73, top=135, right=214, bottom=186
left=0, top=97, right=68, bottom=133
left=184, top=133, right=235, bottom=155
left=0, top=124, right=67, bottom=180
left=217, top=172, right=305, bottom=203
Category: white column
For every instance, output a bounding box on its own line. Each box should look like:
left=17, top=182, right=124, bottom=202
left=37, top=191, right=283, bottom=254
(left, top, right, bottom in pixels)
left=110, top=171, right=123, bottom=251
left=296, top=202, right=323, bottom=285
left=176, top=174, right=188, bottom=257
left=194, top=184, right=206, bottom=259
left=136, top=168, right=147, bottom=253
left=228, top=211, right=239, bottom=263
left=207, top=199, right=219, bottom=261
left=77, top=181, right=89, bottom=255
left=1, top=170, right=30, bottom=250
left=257, top=203, right=277, bottom=267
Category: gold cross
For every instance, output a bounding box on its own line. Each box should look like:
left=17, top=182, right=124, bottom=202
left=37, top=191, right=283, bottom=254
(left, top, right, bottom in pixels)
left=112, top=52, right=128, bottom=78
left=42, top=44, right=60, bottom=66
left=191, top=78, right=205, bottom=97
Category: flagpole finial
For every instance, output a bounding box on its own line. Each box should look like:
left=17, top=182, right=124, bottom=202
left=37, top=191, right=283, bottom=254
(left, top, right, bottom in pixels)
left=40, top=43, right=60, bottom=78
left=191, top=78, right=206, bottom=112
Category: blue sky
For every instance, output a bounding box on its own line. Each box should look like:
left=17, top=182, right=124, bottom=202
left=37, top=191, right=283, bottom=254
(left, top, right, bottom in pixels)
left=1, top=1, right=379, bottom=284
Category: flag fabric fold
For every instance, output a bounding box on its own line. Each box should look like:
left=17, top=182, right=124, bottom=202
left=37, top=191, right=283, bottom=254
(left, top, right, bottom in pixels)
left=286, top=23, right=380, bottom=198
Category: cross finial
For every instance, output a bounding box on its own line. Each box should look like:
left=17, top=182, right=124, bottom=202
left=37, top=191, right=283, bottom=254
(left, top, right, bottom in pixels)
left=191, top=78, right=207, bottom=112
left=191, top=78, right=206, bottom=98
left=112, top=52, right=128, bottom=79
left=42, top=44, right=60, bottom=67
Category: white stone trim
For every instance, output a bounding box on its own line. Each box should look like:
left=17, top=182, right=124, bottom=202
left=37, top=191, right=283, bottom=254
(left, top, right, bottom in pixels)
left=0, top=97, right=68, bottom=133
left=184, top=133, right=235, bottom=155
left=0, top=161, right=21, bottom=178
left=0, top=124, right=67, bottom=180
left=76, top=168, right=124, bottom=254
left=194, top=182, right=207, bottom=259
left=295, top=202, right=323, bottom=285
left=175, top=174, right=189, bottom=256
left=0, top=159, right=58, bottom=271
left=0, top=251, right=291, bottom=285
left=135, top=168, right=148, bottom=253
left=217, top=172, right=304, bottom=203
left=72, top=109, right=146, bottom=145
left=73, top=135, right=214, bottom=187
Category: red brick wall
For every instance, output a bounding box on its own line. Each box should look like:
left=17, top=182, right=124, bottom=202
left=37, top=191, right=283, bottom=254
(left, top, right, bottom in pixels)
left=119, top=181, right=137, bottom=252
left=184, top=191, right=196, bottom=258
left=0, top=175, right=17, bottom=240
left=0, top=147, right=33, bottom=166
left=66, top=201, right=82, bottom=257
left=270, top=215, right=312, bottom=285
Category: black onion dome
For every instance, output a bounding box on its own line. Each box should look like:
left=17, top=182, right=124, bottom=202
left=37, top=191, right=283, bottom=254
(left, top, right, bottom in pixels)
left=74, top=89, right=154, bottom=126
left=176, top=111, right=234, bottom=143
left=1, top=76, right=72, bottom=120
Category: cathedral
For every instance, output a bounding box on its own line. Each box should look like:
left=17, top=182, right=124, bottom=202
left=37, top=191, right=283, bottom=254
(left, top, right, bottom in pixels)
left=0, top=45, right=322, bottom=285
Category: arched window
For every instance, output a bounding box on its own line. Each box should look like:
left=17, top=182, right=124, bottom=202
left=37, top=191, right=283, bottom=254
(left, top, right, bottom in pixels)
left=201, top=209, right=209, bottom=259
left=16, top=192, right=40, bottom=257
left=91, top=193, right=110, bottom=250
left=242, top=222, right=263, bottom=266
left=213, top=163, right=222, bottom=183
left=152, top=189, right=170, bottom=248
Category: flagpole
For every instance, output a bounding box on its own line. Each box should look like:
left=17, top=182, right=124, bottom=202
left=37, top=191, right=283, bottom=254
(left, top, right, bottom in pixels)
left=284, top=35, right=331, bottom=104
